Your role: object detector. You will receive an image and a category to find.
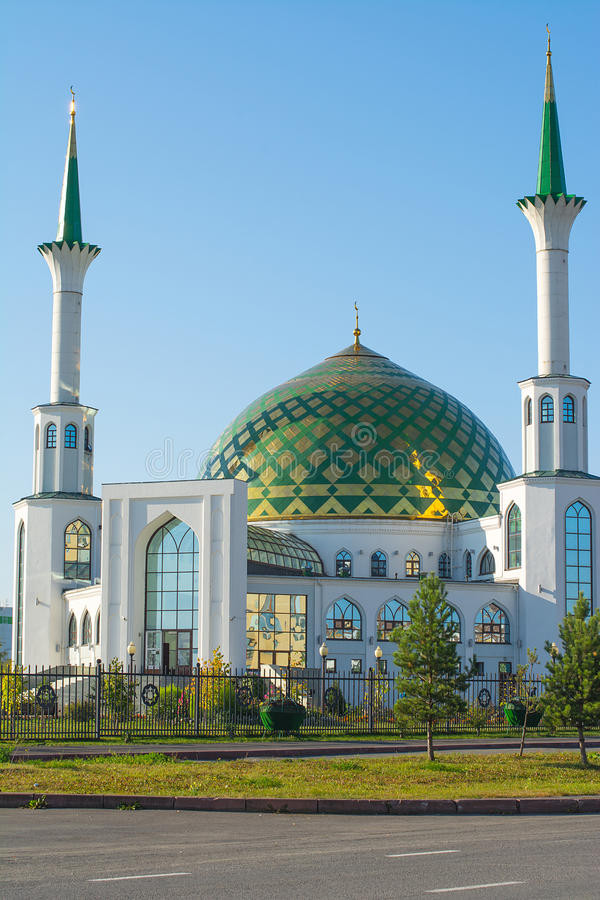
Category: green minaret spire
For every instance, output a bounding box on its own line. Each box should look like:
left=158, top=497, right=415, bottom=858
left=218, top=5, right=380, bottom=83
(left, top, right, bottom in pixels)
left=56, top=88, right=83, bottom=243
left=536, top=28, right=567, bottom=195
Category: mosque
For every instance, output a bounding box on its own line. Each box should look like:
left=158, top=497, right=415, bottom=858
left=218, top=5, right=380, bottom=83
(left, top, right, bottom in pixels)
left=11, top=40, right=596, bottom=677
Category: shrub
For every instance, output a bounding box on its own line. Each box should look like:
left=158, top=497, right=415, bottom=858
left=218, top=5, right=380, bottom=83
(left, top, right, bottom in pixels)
left=102, top=658, right=136, bottom=717
left=156, top=684, right=190, bottom=721
left=66, top=699, right=95, bottom=722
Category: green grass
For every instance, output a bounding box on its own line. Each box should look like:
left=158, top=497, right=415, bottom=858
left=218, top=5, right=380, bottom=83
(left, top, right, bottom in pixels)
left=2, top=752, right=600, bottom=799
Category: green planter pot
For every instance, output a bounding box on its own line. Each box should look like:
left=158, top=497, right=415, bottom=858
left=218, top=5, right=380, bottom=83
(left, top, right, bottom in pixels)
left=503, top=703, right=543, bottom=728
left=260, top=700, right=307, bottom=733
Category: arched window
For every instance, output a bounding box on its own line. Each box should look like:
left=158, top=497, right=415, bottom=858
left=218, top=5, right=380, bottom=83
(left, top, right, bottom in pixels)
left=81, top=611, right=92, bottom=645
left=565, top=501, right=592, bottom=614
left=145, top=517, right=199, bottom=672
left=475, top=603, right=510, bottom=643
left=525, top=398, right=532, bottom=426
left=335, top=549, right=352, bottom=577
left=15, top=522, right=25, bottom=666
left=64, top=520, right=92, bottom=581
left=68, top=614, right=77, bottom=648
left=507, top=504, right=522, bottom=569
left=563, top=395, right=576, bottom=424
left=371, top=551, right=387, bottom=577
left=65, top=424, right=77, bottom=448
left=377, top=599, right=410, bottom=640
left=479, top=549, right=495, bottom=576
left=95, top=611, right=101, bottom=645
left=84, top=426, right=93, bottom=452
left=325, top=598, right=362, bottom=641
left=46, top=423, right=57, bottom=448
left=464, top=550, right=472, bottom=580
left=405, top=551, right=420, bottom=577
left=438, top=552, right=451, bottom=579
left=447, top=606, right=461, bottom=642
left=540, top=395, right=554, bottom=423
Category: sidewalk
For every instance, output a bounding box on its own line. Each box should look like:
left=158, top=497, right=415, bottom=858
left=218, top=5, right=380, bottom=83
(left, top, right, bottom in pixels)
left=8, top=735, right=600, bottom=762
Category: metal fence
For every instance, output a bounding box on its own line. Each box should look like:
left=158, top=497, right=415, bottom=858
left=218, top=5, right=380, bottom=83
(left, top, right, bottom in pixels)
left=0, top=663, right=549, bottom=742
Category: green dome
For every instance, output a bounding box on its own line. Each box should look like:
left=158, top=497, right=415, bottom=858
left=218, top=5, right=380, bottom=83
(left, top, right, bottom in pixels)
left=201, top=342, right=515, bottom=521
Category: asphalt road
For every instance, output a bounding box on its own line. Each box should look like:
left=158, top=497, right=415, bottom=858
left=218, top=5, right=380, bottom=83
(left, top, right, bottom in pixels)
left=2, top=809, right=599, bottom=899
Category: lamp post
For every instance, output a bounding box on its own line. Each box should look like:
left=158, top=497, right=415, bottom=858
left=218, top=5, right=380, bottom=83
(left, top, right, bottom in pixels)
left=374, top=644, right=383, bottom=673
left=319, top=642, right=328, bottom=711
left=127, top=641, right=136, bottom=674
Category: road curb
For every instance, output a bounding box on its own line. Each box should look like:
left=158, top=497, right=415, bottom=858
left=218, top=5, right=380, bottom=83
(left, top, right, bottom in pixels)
left=0, top=792, right=599, bottom=815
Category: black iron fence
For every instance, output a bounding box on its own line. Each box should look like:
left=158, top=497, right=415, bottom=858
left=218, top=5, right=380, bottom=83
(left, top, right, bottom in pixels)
left=0, top=662, right=549, bottom=741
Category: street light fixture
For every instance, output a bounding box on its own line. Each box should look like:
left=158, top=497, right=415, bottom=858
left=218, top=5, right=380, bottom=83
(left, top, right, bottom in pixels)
left=127, top=641, right=136, bottom=673
left=374, top=644, right=383, bottom=674
left=319, top=643, right=328, bottom=711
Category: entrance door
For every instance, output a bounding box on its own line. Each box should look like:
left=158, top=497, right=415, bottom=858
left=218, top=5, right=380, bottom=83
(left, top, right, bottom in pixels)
left=161, top=630, right=192, bottom=675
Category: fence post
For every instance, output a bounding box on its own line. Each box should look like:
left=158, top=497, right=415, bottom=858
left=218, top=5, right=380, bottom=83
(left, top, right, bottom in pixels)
left=368, top=667, right=374, bottom=733
left=95, top=659, right=102, bottom=741
left=194, top=661, right=201, bottom=737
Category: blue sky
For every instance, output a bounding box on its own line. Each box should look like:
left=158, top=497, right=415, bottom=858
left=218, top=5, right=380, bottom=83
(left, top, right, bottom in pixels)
left=1, top=1, right=599, bottom=604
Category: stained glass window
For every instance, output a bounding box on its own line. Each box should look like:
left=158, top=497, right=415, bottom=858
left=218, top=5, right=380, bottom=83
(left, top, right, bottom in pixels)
left=64, top=520, right=92, bottom=581
left=563, top=396, right=576, bottom=423
left=371, top=551, right=387, bottom=577
left=541, top=395, right=554, bottom=423
left=246, top=593, right=307, bottom=668
left=465, top=551, right=472, bottom=580
left=479, top=549, right=495, bottom=575
left=335, top=550, right=352, bottom=577
left=326, top=598, right=362, bottom=641
left=68, top=613, right=77, bottom=647
left=438, top=552, right=451, bottom=578
left=46, top=423, right=57, bottom=448
left=377, top=599, right=410, bottom=641
left=65, top=424, right=77, bottom=448
left=507, top=504, right=522, bottom=569
left=405, top=551, right=420, bottom=577
left=81, top=611, right=92, bottom=645
left=475, top=603, right=510, bottom=643
left=565, top=501, right=592, bottom=614
left=447, top=606, right=461, bottom=642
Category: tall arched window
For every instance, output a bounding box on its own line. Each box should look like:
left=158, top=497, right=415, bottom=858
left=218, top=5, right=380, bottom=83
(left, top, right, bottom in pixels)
left=145, top=517, right=199, bottom=672
left=325, top=598, right=362, bottom=641
left=15, top=522, right=25, bottom=665
left=405, top=551, right=420, bottom=577
left=46, top=423, right=57, bottom=448
left=565, top=501, right=592, bottom=614
left=81, top=611, right=92, bottom=645
left=525, top=398, right=532, bottom=426
left=479, top=549, right=495, bottom=576
left=377, top=599, right=410, bottom=640
left=563, top=395, right=576, bottom=423
left=438, top=552, right=451, bottom=579
left=68, top=613, right=77, bottom=648
left=64, top=520, right=92, bottom=581
left=540, top=395, right=554, bottom=423
left=371, top=551, right=387, bottom=577
left=84, top=426, right=93, bottom=452
left=335, top=549, right=352, bottom=577
left=475, top=604, right=510, bottom=643
left=95, top=611, right=101, bottom=645
left=447, top=606, right=461, bottom=642
left=464, top=550, right=472, bottom=580
left=507, top=504, right=522, bottom=569
left=65, top=424, right=77, bottom=448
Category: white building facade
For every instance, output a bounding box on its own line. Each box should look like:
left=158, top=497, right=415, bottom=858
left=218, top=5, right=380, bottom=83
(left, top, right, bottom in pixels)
left=12, top=43, right=597, bottom=678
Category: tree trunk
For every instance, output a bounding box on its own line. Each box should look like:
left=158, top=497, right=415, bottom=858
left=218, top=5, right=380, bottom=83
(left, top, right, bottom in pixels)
left=577, top=722, right=588, bottom=767
left=426, top=719, right=434, bottom=761
left=518, top=703, right=529, bottom=758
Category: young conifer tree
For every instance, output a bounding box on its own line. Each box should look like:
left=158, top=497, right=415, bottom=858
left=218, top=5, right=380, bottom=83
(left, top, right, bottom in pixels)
left=393, top=573, right=472, bottom=760
left=543, top=592, right=600, bottom=767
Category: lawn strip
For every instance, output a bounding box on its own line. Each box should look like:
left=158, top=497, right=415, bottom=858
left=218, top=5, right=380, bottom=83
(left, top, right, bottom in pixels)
left=1, top=752, right=600, bottom=800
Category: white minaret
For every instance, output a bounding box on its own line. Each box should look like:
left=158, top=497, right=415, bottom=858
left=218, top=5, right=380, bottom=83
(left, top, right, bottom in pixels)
left=33, top=91, right=101, bottom=495
left=12, top=94, right=102, bottom=666
left=518, top=35, right=588, bottom=474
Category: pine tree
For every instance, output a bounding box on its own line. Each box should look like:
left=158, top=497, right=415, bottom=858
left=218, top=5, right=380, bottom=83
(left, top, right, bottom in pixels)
left=393, top=573, right=472, bottom=760
left=543, top=593, right=600, bottom=766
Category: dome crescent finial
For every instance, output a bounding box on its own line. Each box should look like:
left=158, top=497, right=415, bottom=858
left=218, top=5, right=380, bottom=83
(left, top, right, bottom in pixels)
left=353, top=301, right=361, bottom=350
